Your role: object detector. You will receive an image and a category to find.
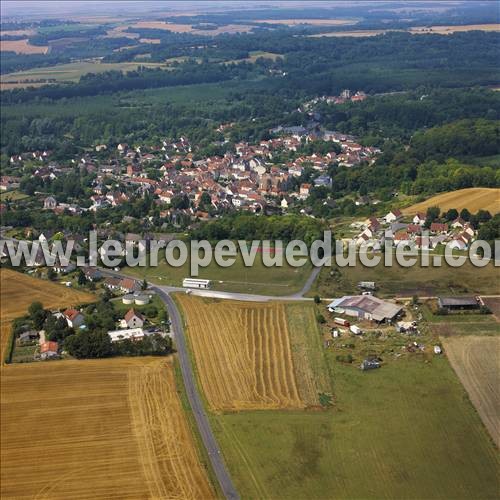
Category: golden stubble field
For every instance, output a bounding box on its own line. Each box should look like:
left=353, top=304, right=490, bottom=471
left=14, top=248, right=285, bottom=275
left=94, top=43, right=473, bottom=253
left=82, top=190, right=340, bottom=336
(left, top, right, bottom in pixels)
left=127, top=21, right=254, bottom=35
left=1, top=358, right=215, bottom=499
left=402, top=187, right=500, bottom=215
left=176, top=295, right=329, bottom=412
left=312, top=23, right=500, bottom=37
left=442, top=336, right=500, bottom=448
left=0, top=39, right=48, bottom=54
left=0, top=268, right=95, bottom=357
left=0, top=269, right=214, bottom=499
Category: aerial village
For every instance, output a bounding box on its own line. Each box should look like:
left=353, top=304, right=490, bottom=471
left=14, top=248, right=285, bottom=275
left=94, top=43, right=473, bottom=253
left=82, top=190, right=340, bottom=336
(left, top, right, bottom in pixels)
left=2, top=100, right=380, bottom=221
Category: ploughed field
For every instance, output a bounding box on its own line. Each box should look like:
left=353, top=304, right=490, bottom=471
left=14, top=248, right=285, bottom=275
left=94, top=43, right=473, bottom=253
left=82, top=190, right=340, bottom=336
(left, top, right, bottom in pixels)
left=176, top=295, right=331, bottom=411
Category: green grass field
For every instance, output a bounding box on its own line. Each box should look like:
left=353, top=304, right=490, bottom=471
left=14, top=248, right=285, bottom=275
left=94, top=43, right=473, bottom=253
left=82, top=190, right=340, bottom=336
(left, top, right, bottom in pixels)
left=1, top=61, right=170, bottom=86
left=126, top=252, right=311, bottom=296
left=311, top=257, right=500, bottom=298
left=180, top=298, right=499, bottom=499
left=210, top=355, right=499, bottom=499
left=0, top=190, right=29, bottom=201
left=110, top=293, right=166, bottom=323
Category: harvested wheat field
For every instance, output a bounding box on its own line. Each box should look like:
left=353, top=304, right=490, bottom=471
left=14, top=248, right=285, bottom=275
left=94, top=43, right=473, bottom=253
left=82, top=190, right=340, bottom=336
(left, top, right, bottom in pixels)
left=256, top=19, right=357, bottom=26
left=1, top=357, right=215, bottom=499
left=402, top=188, right=500, bottom=215
left=0, top=269, right=95, bottom=357
left=409, top=24, right=500, bottom=34
left=129, top=21, right=253, bottom=35
left=0, top=39, right=48, bottom=54
left=443, top=336, right=500, bottom=447
left=176, top=295, right=329, bottom=411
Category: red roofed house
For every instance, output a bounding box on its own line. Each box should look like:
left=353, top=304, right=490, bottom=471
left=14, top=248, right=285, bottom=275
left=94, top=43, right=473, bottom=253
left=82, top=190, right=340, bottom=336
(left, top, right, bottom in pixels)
left=299, top=183, right=311, bottom=198
left=393, top=231, right=410, bottom=246
left=63, top=309, right=84, bottom=328
left=40, top=341, right=59, bottom=360
left=451, top=217, right=466, bottom=229
left=407, top=224, right=422, bottom=235
left=123, top=308, right=145, bottom=329
left=430, top=222, right=448, bottom=234
left=367, top=217, right=381, bottom=232
left=120, top=278, right=141, bottom=294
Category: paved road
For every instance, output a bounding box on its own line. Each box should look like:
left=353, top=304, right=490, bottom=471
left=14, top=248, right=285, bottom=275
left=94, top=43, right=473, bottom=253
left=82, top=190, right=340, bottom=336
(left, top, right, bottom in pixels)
left=154, top=287, right=240, bottom=500
left=99, top=266, right=321, bottom=303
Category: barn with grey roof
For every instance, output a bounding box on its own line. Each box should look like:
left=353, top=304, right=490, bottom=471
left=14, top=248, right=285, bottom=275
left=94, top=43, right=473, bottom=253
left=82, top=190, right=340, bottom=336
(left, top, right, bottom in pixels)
left=327, top=295, right=403, bottom=322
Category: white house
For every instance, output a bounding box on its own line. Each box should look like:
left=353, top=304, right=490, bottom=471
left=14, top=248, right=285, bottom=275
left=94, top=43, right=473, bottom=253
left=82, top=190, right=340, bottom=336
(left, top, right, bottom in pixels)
left=412, top=212, right=426, bottom=225
left=384, top=209, right=402, bottom=224
left=121, top=308, right=145, bottom=329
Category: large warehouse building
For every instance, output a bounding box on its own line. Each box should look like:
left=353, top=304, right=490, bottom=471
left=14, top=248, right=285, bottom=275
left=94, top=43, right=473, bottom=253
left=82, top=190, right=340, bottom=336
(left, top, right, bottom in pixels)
left=327, top=295, right=403, bottom=323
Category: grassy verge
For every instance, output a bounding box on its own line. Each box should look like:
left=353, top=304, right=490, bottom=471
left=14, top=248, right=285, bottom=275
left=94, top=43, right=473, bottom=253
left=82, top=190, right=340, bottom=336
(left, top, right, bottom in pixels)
left=310, top=257, right=500, bottom=298
left=127, top=253, right=311, bottom=296
left=172, top=357, right=224, bottom=499
left=3, top=324, right=16, bottom=364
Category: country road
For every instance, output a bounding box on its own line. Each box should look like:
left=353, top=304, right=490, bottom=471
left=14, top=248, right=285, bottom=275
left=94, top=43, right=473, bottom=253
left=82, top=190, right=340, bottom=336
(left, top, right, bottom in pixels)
left=154, top=287, right=240, bottom=500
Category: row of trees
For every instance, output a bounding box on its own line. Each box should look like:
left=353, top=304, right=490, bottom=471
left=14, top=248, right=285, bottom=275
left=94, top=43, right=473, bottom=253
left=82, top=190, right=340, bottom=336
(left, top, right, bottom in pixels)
left=191, top=213, right=328, bottom=245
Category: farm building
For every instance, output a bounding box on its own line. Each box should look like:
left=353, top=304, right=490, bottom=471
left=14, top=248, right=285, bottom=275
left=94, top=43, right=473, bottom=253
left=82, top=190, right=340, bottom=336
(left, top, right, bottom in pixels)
left=17, top=330, right=39, bottom=345
left=107, top=327, right=150, bottom=342
left=327, top=295, right=403, bottom=322
left=360, top=359, right=381, bottom=371
left=104, top=277, right=121, bottom=291
left=119, top=278, right=141, bottom=294
left=104, top=277, right=141, bottom=294
left=183, top=278, right=212, bottom=289
left=40, top=341, right=59, bottom=360
left=438, top=296, right=479, bottom=311
left=83, top=267, right=101, bottom=281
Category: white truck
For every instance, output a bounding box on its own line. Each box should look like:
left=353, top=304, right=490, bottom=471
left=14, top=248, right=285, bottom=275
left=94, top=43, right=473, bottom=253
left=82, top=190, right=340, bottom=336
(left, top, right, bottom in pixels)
left=350, top=325, right=363, bottom=335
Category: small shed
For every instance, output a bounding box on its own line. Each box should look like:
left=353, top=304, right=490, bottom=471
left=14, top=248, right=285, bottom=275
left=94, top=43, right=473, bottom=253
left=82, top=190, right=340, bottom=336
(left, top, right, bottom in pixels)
left=438, top=296, right=479, bottom=311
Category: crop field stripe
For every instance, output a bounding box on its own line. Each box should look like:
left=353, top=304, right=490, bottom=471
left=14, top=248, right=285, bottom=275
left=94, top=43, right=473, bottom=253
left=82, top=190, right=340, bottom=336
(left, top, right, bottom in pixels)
left=128, top=362, right=215, bottom=499
left=1, top=359, right=215, bottom=498
left=177, top=295, right=307, bottom=411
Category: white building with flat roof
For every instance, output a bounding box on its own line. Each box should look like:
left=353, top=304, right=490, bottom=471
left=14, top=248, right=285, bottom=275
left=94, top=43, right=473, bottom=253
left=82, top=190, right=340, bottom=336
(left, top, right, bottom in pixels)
left=107, top=328, right=150, bottom=342
left=182, top=278, right=212, bottom=289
